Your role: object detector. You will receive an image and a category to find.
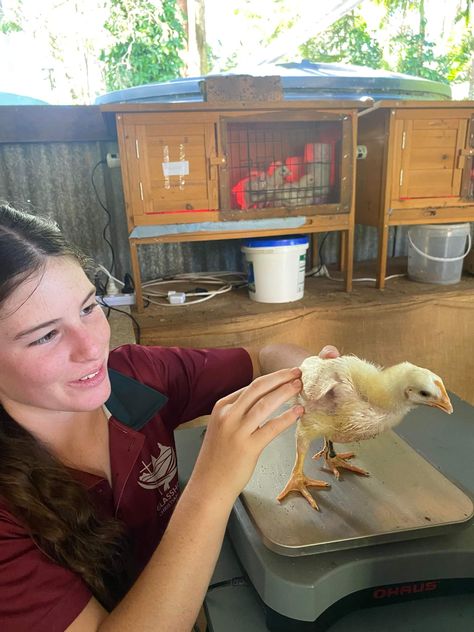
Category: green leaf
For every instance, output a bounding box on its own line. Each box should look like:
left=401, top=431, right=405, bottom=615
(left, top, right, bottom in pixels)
left=100, top=0, right=185, bottom=90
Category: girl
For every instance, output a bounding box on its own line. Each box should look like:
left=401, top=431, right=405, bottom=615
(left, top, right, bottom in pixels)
left=0, top=203, right=337, bottom=631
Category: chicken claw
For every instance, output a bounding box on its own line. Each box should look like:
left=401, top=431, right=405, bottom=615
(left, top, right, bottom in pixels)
left=277, top=474, right=330, bottom=510
left=313, top=439, right=369, bottom=480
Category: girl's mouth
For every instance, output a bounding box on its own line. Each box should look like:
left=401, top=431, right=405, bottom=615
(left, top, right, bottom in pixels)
left=81, top=370, right=99, bottom=380
left=70, top=363, right=106, bottom=387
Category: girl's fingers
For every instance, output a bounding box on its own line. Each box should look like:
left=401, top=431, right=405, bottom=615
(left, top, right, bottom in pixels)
left=240, top=377, right=302, bottom=432
left=253, top=405, right=304, bottom=448
left=214, top=368, right=300, bottom=418
left=232, top=367, right=301, bottom=416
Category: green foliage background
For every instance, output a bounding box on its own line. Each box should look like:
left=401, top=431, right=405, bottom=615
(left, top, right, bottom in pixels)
left=100, top=0, right=186, bottom=91
left=301, top=13, right=386, bottom=71
left=300, top=2, right=473, bottom=86
left=1, top=0, right=471, bottom=99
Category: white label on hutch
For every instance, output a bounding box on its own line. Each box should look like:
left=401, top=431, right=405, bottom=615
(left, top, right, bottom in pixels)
left=162, top=161, right=190, bottom=177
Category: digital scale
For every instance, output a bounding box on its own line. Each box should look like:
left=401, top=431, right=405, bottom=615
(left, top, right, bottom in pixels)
left=176, top=392, right=474, bottom=631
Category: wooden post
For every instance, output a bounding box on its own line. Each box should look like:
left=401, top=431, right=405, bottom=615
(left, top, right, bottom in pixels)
left=344, top=228, right=354, bottom=291
left=311, top=233, right=319, bottom=270
left=129, top=240, right=144, bottom=312
left=376, top=224, right=389, bottom=289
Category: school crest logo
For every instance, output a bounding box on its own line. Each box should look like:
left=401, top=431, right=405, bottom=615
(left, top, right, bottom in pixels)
left=138, top=442, right=177, bottom=490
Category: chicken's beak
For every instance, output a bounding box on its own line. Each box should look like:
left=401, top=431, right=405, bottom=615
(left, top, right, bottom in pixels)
left=429, top=381, right=453, bottom=414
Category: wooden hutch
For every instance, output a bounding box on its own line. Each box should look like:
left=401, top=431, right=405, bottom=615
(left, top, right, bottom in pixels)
left=102, top=82, right=360, bottom=310
left=356, top=99, right=474, bottom=288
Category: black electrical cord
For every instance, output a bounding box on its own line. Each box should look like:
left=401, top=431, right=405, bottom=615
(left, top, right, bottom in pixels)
left=100, top=300, right=142, bottom=345
left=392, top=226, right=398, bottom=258
left=311, top=231, right=329, bottom=275
left=94, top=274, right=141, bottom=343
left=207, top=576, right=248, bottom=592
left=91, top=159, right=116, bottom=276
left=191, top=576, right=247, bottom=631
left=94, top=274, right=107, bottom=296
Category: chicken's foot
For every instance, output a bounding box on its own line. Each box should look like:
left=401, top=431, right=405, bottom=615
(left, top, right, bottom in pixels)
left=277, top=473, right=330, bottom=510
left=313, top=439, right=369, bottom=480
left=277, top=434, right=330, bottom=510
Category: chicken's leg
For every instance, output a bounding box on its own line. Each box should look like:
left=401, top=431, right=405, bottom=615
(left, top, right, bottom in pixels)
left=313, top=439, right=369, bottom=480
left=277, top=434, right=330, bottom=510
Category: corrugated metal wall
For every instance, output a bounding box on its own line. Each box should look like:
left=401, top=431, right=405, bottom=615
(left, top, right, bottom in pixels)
left=0, top=140, right=409, bottom=284
left=0, top=140, right=129, bottom=274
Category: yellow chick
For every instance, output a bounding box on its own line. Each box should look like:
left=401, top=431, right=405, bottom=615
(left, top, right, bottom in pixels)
left=277, top=355, right=453, bottom=510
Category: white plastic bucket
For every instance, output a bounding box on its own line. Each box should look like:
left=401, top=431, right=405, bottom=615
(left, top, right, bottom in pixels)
left=407, top=223, right=472, bottom=285
left=241, top=235, right=309, bottom=303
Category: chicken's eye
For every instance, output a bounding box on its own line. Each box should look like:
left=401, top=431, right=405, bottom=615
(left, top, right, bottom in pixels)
left=419, top=390, right=431, bottom=397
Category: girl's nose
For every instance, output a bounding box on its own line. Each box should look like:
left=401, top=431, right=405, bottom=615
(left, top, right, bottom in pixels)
left=70, top=325, right=103, bottom=362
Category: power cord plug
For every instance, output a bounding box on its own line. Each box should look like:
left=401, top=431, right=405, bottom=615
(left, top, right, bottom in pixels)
left=122, top=273, right=135, bottom=294
left=105, top=277, right=120, bottom=295
left=167, top=291, right=186, bottom=304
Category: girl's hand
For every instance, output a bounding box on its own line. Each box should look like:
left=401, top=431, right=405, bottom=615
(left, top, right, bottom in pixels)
left=190, top=367, right=304, bottom=505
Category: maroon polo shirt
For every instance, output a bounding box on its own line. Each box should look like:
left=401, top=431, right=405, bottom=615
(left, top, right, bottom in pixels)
left=0, top=344, right=253, bottom=632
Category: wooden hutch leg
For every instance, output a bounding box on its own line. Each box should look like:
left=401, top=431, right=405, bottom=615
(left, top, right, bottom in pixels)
left=339, top=231, right=347, bottom=272
left=129, top=239, right=144, bottom=312
left=311, top=233, right=319, bottom=270
left=376, top=224, right=389, bottom=289
left=344, top=227, right=354, bottom=292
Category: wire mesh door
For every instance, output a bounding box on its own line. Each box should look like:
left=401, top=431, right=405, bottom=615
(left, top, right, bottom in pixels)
left=225, top=120, right=342, bottom=212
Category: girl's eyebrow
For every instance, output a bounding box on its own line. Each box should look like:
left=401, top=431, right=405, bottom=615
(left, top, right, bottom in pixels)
left=13, top=289, right=96, bottom=340
left=15, top=318, right=60, bottom=340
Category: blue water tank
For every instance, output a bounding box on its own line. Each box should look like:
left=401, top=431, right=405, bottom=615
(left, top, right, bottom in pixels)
left=95, top=60, right=450, bottom=105
left=0, top=91, right=49, bottom=105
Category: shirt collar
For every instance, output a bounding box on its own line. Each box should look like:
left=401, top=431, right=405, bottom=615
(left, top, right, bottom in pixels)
left=105, top=368, right=168, bottom=430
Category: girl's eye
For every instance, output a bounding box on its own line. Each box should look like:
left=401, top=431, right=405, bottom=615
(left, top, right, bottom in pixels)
left=30, top=330, right=57, bottom=346
left=81, top=303, right=98, bottom=316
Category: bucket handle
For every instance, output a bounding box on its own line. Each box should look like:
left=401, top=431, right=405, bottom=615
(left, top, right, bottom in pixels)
left=408, top=231, right=472, bottom=263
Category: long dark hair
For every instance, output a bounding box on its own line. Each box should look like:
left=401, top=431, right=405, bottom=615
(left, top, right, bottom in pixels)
left=0, top=204, right=127, bottom=608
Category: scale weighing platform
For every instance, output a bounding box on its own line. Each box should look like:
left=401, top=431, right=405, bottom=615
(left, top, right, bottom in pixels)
left=176, top=392, right=474, bottom=631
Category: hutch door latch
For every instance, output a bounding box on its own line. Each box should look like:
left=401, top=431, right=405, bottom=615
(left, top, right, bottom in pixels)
left=208, top=154, right=227, bottom=179
left=457, top=148, right=474, bottom=169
